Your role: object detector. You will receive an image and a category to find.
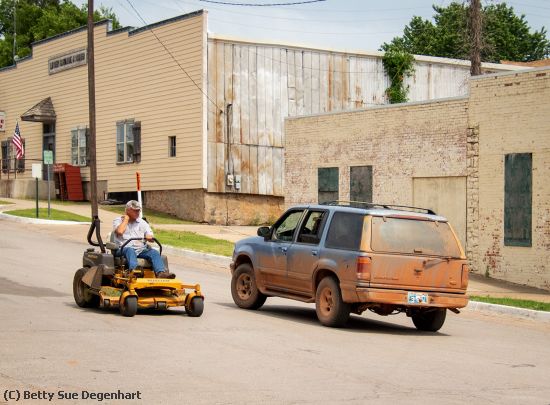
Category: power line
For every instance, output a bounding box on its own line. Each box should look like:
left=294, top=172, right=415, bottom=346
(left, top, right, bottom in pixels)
left=124, top=0, right=222, bottom=113
left=199, top=0, right=326, bottom=6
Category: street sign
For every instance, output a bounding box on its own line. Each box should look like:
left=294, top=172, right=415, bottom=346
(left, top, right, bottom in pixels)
left=43, top=150, right=53, bottom=165
left=31, top=163, right=42, bottom=179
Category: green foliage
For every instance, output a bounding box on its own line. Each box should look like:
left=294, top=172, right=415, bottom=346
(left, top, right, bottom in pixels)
left=381, top=2, right=550, bottom=63
left=5, top=208, right=90, bottom=221
left=380, top=41, right=415, bottom=104
left=0, top=0, right=121, bottom=68
left=470, top=295, right=550, bottom=312
left=153, top=228, right=235, bottom=257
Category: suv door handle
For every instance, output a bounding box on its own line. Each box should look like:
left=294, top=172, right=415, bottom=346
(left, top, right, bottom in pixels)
left=279, top=246, right=288, bottom=253
left=311, top=250, right=318, bottom=256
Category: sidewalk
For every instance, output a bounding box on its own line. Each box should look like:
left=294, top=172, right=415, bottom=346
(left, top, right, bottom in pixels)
left=1, top=197, right=549, bottom=321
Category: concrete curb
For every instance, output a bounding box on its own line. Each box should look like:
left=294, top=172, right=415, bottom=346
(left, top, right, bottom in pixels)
left=0, top=212, right=91, bottom=225
left=163, top=245, right=231, bottom=268
left=466, top=301, right=550, bottom=322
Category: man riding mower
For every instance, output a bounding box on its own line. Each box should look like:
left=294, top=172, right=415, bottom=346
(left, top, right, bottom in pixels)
left=73, top=200, right=204, bottom=317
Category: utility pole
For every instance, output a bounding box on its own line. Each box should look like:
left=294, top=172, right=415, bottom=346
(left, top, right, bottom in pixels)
left=87, top=0, right=105, bottom=251
left=470, top=0, right=482, bottom=76
left=87, top=0, right=98, bottom=218
left=13, top=0, right=17, bottom=63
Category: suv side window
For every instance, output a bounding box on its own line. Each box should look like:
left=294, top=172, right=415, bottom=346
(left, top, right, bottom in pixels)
left=297, top=210, right=327, bottom=245
left=272, top=210, right=304, bottom=242
left=325, top=212, right=364, bottom=250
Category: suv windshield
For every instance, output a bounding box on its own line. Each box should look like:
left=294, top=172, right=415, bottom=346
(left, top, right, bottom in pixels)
left=371, top=216, right=462, bottom=258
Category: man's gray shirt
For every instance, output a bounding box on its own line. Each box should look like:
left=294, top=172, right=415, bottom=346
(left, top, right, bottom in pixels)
left=112, top=217, right=153, bottom=254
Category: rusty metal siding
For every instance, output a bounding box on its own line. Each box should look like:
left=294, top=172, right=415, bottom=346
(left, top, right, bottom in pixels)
left=207, top=39, right=476, bottom=196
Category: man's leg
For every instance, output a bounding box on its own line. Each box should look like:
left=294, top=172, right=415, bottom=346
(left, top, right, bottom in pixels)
left=121, top=247, right=138, bottom=270
left=137, top=248, right=165, bottom=274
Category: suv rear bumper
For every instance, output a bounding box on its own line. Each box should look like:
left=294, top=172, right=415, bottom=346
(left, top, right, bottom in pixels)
left=355, top=287, right=468, bottom=308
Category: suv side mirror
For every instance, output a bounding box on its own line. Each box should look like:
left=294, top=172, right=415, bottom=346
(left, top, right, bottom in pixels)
left=257, top=226, right=270, bottom=239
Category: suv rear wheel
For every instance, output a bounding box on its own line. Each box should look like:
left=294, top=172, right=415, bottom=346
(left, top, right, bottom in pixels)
left=231, top=263, right=267, bottom=310
left=315, top=277, right=350, bottom=327
left=412, top=308, right=446, bottom=332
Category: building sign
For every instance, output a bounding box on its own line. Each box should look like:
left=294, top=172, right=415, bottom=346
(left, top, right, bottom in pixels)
left=0, top=111, right=5, bottom=131
left=48, top=48, right=87, bottom=75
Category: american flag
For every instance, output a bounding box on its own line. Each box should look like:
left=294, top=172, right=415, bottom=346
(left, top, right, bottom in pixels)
left=12, top=121, right=24, bottom=159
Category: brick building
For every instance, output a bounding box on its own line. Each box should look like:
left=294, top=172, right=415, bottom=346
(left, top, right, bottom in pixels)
left=285, top=67, right=550, bottom=289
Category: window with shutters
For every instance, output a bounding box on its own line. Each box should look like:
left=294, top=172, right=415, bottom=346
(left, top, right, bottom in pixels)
left=116, top=120, right=140, bottom=163
left=71, top=127, right=88, bottom=166
left=504, top=153, right=532, bottom=247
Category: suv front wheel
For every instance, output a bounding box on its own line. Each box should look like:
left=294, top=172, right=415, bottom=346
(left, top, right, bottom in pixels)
left=315, top=277, right=350, bottom=327
left=231, top=263, right=267, bottom=310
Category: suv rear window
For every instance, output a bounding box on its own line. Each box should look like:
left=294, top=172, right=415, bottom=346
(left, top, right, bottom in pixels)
left=371, top=216, right=462, bottom=258
left=325, top=212, right=364, bottom=250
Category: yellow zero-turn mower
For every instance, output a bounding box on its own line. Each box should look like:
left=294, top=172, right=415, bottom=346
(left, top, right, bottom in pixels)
left=73, top=227, right=204, bottom=317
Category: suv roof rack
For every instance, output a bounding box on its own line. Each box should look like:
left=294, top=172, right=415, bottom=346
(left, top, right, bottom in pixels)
left=321, top=200, right=437, bottom=215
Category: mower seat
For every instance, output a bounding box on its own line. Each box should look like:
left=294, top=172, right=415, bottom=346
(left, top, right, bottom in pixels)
left=107, top=232, right=169, bottom=271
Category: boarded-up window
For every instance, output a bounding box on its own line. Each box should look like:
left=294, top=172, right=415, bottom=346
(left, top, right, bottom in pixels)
left=318, top=167, right=338, bottom=204
left=350, top=165, right=372, bottom=203
left=504, top=153, right=532, bottom=247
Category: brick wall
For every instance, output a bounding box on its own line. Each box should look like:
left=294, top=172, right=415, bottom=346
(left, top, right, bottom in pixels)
left=285, top=97, right=469, bottom=208
left=469, top=68, right=550, bottom=289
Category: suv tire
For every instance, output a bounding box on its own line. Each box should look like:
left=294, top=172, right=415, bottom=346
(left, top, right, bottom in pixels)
left=315, top=277, right=350, bottom=327
left=412, top=308, right=446, bottom=332
left=231, top=263, right=267, bottom=310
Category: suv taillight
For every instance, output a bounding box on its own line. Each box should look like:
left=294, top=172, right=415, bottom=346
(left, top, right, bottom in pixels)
left=461, top=263, right=469, bottom=288
left=357, top=257, right=371, bottom=281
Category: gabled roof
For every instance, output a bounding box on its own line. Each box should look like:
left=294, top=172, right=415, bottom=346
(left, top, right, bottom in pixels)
left=20, top=97, right=56, bottom=122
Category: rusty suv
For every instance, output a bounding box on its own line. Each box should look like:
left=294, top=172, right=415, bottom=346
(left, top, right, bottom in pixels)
left=230, top=202, right=469, bottom=331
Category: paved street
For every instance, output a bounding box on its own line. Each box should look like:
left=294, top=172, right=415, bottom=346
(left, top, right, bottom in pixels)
left=1, top=220, right=550, bottom=404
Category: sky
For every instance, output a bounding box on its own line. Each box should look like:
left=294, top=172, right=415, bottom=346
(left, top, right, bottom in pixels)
left=72, top=0, right=550, bottom=53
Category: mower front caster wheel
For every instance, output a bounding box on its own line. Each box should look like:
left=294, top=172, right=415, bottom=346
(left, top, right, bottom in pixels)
left=186, top=297, right=204, bottom=317
left=120, top=296, right=138, bottom=317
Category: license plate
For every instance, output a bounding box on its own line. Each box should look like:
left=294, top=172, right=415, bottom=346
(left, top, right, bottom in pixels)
left=407, top=292, right=428, bottom=304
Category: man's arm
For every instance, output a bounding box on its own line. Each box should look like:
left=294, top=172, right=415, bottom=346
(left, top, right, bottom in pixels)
left=114, top=214, right=130, bottom=236
left=143, top=221, right=154, bottom=241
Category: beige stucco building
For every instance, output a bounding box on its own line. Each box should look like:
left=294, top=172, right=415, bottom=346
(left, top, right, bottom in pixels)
left=285, top=67, right=550, bottom=290
left=0, top=10, right=525, bottom=224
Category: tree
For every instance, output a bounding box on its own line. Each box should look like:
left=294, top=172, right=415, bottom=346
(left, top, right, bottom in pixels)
left=0, top=0, right=121, bottom=68
left=381, top=2, right=550, bottom=63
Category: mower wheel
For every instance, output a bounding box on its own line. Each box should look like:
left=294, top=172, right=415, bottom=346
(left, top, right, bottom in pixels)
left=120, top=296, right=138, bottom=317
left=186, top=296, right=204, bottom=317
left=73, top=268, right=100, bottom=308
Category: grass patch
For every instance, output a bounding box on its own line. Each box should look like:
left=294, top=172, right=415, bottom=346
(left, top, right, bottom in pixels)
left=153, top=228, right=234, bottom=257
left=5, top=208, right=90, bottom=222
left=0, top=200, right=14, bottom=205
left=101, top=206, right=194, bottom=225
left=470, top=295, right=550, bottom=312
left=20, top=197, right=89, bottom=206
